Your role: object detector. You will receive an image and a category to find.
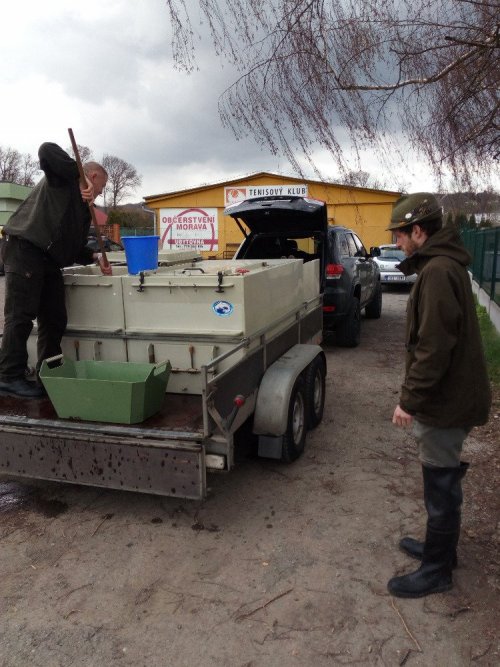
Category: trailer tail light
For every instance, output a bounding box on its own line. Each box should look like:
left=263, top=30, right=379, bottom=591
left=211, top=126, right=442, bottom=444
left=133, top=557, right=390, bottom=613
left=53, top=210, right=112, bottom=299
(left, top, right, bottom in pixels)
left=224, top=394, right=246, bottom=431
left=326, top=263, right=344, bottom=276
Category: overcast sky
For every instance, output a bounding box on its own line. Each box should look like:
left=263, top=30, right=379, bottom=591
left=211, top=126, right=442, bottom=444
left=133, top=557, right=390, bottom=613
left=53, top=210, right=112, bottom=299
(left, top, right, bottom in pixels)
left=1, top=1, right=493, bottom=204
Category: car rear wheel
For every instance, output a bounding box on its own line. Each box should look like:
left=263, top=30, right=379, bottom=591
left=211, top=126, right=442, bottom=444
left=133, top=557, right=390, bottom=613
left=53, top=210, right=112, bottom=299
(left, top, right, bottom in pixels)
left=336, top=297, right=361, bottom=347
left=365, top=282, right=382, bottom=319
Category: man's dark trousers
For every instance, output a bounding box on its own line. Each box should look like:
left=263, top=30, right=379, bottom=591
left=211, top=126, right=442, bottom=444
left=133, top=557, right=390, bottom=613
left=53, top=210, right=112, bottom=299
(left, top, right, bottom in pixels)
left=0, top=235, right=67, bottom=380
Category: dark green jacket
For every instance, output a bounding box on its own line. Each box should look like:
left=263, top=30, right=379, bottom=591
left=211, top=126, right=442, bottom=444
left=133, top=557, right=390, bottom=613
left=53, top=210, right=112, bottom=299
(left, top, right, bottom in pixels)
left=5, top=142, right=94, bottom=267
left=398, top=226, right=491, bottom=428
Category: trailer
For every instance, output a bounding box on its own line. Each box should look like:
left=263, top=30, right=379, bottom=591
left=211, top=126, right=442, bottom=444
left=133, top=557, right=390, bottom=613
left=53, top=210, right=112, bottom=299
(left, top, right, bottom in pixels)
left=0, top=197, right=328, bottom=500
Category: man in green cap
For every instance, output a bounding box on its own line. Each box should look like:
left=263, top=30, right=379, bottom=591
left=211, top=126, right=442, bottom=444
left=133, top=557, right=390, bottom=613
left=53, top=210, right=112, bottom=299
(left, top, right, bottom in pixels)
left=387, top=192, right=491, bottom=598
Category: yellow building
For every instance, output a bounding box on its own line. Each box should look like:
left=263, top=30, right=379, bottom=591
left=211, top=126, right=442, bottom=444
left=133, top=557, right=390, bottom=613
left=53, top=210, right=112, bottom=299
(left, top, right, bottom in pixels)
left=143, top=172, right=400, bottom=259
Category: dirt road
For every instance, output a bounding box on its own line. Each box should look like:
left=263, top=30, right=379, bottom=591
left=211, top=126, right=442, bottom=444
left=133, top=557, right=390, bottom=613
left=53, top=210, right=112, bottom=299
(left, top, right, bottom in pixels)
left=0, top=285, right=498, bottom=667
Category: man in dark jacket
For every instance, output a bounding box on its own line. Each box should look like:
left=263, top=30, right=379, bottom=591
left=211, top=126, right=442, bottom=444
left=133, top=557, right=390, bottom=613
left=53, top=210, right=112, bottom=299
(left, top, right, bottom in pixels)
left=387, top=193, right=491, bottom=598
left=0, top=142, right=110, bottom=398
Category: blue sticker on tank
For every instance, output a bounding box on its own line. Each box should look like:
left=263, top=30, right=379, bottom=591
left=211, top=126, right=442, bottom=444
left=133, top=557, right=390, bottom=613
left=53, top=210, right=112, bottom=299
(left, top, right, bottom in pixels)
left=212, top=300, right=234, bottom=317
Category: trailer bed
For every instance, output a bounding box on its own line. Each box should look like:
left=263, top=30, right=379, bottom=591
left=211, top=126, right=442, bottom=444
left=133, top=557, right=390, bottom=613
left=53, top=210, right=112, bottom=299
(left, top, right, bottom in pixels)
left=0, top=392, right=204, bottom=431
left=0, top=393, right=206, bottom=499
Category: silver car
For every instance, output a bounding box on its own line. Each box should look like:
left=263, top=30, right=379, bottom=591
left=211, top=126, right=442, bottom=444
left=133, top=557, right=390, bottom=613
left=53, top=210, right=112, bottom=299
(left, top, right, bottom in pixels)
left=374, top=244, right=417, bottom=285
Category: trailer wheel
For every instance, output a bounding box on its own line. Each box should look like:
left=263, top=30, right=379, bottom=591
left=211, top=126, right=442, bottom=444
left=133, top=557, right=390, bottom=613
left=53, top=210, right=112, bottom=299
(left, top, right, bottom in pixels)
left=304, top=355, right=326, bottom=428
left=281, top=377, right=307, bottom=463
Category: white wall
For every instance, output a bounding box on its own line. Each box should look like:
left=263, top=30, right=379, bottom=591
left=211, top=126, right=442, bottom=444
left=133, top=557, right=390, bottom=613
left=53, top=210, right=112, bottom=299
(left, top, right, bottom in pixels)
left=471, top=275, right=500, bottom=334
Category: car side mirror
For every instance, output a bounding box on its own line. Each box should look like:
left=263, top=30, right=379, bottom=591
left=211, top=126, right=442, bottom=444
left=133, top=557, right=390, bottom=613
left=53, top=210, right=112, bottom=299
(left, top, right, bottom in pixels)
left=370, top=246, right=381, bottom=257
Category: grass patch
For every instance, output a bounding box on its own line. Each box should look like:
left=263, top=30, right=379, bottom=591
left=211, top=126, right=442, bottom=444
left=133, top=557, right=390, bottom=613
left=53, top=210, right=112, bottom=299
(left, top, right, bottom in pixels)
left=476, top=303, right=500, bottom=386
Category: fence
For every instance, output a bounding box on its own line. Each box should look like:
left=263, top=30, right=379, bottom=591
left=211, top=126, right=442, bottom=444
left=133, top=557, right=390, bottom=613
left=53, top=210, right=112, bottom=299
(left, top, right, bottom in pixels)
left=119, top=227, right=155, bottom=238
left=462, top=227, right=500, bottom=306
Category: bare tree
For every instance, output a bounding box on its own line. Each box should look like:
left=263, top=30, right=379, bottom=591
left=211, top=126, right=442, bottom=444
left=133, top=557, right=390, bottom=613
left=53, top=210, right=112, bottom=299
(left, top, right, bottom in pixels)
left=340, top=170, right=398, bottom=191
left=66, top=145, right=141, bottom=206
left=101, top=154, right=142, bottom=208
left=0, top=147, right=20, bottom=182
left=165, top=0, right=499, bottom=186
left=18, top=153, right=40, bottom=186
left=67, top=144, right=94, bottom=163
left=0, top=146, right=39, bottom=186
left=340, top=170, right=371, bottom=188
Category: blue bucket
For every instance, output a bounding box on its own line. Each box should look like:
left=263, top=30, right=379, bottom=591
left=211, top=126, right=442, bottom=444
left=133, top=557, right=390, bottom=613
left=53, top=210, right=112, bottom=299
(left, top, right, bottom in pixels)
left=121, top=236, right=160, bottom=274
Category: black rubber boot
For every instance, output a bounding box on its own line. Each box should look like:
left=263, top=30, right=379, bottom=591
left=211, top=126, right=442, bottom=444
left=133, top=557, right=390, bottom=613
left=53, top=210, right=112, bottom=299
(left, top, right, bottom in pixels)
left=389, top=531, right=454, bottom=597
left=398, top=462, right=468, bottom=567
left=399, top=536, right=424, bottom=560
left=388, top=463, right=468, bottom=598
left=399, top=536, right=458, bottom=568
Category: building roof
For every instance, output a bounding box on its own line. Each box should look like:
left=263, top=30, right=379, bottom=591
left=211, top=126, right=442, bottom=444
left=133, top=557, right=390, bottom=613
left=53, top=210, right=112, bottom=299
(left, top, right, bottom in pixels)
left=0, top=181, right=33, bottom=199
left=143, top=171, right=401, bottom=204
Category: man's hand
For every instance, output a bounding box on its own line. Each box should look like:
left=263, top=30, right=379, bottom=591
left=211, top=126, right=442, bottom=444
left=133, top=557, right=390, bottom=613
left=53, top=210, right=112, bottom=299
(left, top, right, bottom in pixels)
left=392, top=405, right=413, bottom=428
left=80, top=176, right=95, bottom=203
left=94, top=253, right=112, bottom=275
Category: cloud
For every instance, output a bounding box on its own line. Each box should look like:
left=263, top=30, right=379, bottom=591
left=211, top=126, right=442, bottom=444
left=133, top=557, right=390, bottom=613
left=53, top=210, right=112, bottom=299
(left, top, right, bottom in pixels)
left=1, top=2, right=496, bottom=202
left=2, top=1, right=275, bottom=198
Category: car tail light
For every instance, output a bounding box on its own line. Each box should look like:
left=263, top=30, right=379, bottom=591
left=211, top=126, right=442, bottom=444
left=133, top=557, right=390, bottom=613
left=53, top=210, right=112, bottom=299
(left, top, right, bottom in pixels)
left=323, top=305, right=336, bottom=312
left=326, top=263, right=344, bottom=276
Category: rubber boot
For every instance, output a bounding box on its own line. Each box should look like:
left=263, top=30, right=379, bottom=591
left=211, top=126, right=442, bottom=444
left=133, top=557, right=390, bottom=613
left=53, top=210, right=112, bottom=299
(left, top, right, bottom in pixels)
left=399, top=536, right=425, bottom=560
left=388, top=463, right=468, bottom=598
left=398, top=462, right=468, bottom=569
left=399, top=536, right=458, bottom=568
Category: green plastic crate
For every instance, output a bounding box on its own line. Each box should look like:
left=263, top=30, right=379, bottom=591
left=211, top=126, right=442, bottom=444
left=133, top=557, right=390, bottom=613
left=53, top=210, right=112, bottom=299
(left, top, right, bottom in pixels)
left=39, top=357, right=171, bottom=424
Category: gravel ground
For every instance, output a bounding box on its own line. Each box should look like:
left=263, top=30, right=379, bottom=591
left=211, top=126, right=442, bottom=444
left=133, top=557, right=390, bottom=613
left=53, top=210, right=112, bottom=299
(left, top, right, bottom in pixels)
left=0, top=278, right=498, bottom=667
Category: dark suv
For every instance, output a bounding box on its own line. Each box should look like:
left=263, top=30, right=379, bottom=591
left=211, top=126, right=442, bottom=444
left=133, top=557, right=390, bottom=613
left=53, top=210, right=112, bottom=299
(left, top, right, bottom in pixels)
left=323, top=226, right=382, bottom=347
left=226, top=196, right=381, bottom=347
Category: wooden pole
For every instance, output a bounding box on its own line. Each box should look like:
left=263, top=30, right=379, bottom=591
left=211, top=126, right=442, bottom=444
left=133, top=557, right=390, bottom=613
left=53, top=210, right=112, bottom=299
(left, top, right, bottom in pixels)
left=67, top=128, right=109, bottom=268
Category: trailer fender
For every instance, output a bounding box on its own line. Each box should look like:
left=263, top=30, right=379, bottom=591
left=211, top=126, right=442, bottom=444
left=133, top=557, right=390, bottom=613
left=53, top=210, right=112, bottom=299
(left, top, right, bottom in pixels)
left=253, top=344, right=323, bottom=436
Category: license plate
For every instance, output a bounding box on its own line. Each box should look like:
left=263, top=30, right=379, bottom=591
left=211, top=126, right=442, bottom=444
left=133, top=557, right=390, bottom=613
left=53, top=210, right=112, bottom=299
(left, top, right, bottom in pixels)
left=386, top=275, right=405, bottom=281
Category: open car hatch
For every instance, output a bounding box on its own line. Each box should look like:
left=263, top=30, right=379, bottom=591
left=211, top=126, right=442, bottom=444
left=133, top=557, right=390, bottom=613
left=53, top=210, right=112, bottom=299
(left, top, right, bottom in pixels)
left=225, top=196, right=328, bottom=290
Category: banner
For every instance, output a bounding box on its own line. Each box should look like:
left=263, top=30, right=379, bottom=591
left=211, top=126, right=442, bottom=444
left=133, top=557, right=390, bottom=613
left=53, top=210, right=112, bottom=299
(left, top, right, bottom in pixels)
left=224, top=184, right=308, bottom=205
left=159, top=207, right=218, bottom=252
